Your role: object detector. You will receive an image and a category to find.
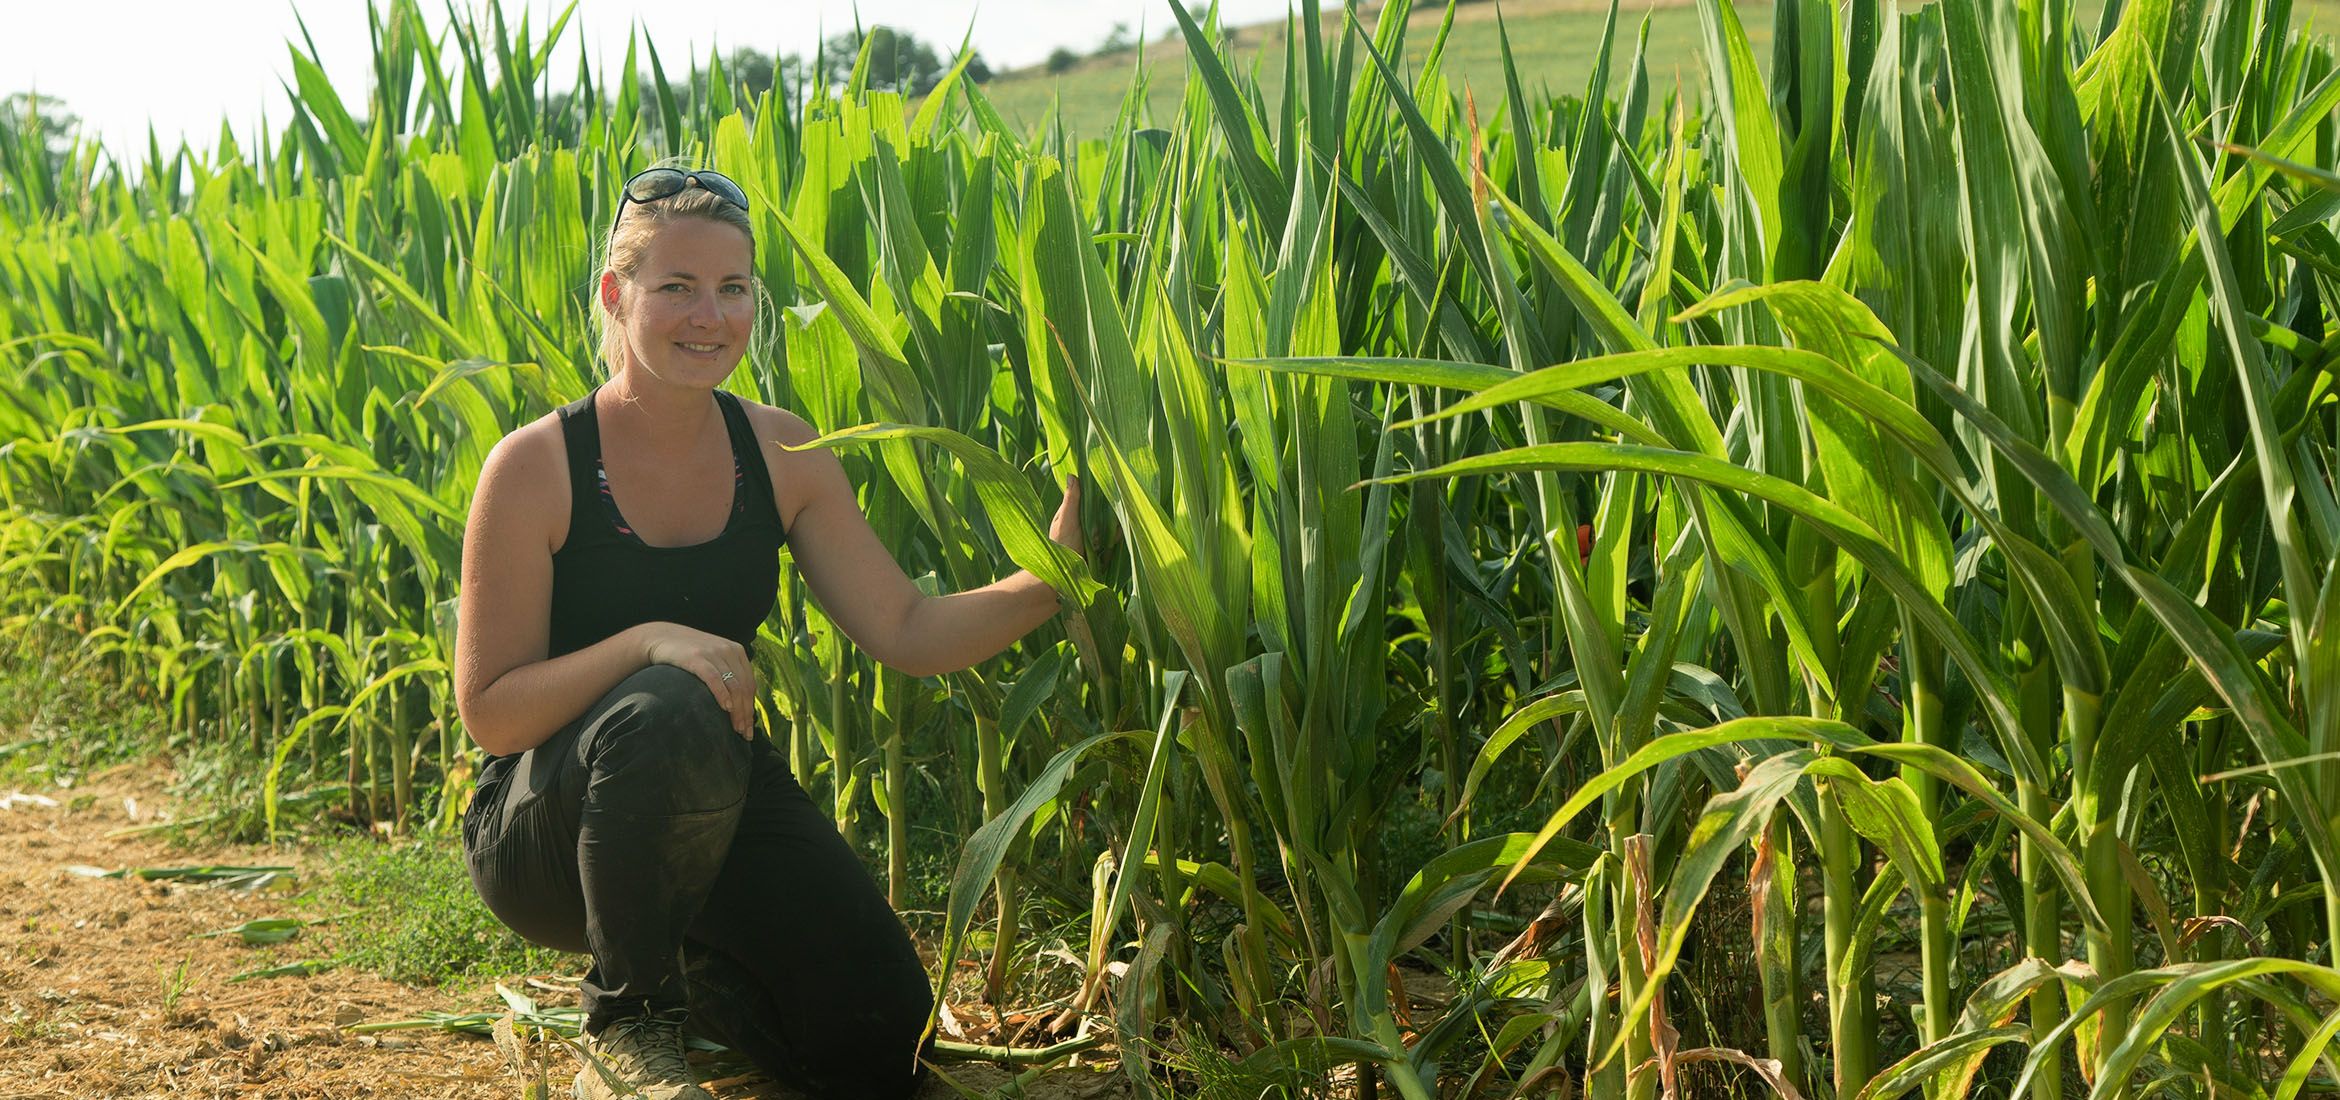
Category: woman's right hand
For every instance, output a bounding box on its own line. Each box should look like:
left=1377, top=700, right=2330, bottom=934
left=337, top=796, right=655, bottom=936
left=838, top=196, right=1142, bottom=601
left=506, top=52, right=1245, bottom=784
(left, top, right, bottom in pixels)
left=637, top=622, right=759, bottom=738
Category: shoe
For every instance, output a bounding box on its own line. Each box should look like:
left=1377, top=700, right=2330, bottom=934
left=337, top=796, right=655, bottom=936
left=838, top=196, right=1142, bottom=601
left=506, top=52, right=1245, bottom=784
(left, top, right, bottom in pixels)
left=572, top=1008, right=713, bottom=1100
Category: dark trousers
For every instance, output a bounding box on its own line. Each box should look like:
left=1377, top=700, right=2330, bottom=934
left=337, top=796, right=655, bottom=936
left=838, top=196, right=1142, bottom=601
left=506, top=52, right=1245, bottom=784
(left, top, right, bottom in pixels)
left=462, top=664, right=934, bottom=1099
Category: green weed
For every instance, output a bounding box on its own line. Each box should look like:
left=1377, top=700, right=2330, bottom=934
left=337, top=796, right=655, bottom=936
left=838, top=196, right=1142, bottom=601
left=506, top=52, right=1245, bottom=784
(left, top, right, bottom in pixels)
left=302, top=834, right=575, bottom=987
left=157, top=956, right=192, bottom=1015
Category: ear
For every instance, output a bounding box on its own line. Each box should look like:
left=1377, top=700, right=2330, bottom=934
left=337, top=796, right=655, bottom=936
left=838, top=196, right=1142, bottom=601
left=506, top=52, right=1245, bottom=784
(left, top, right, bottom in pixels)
left=598, top=269, right=621, bottom=313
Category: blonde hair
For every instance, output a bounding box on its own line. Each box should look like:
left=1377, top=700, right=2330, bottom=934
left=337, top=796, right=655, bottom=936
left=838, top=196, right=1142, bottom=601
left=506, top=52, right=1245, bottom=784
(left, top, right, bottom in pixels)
left=594, top=176, right=759, bottom=379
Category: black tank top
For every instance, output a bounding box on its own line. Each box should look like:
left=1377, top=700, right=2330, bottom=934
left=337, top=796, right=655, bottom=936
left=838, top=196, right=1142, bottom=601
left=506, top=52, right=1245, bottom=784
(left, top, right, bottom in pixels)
left=546, top=386, right=788, bottom=659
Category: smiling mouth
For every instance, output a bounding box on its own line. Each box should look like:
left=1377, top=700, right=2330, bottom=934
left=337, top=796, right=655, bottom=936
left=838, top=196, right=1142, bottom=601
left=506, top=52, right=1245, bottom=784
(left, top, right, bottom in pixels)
left=677, top=342, right=723, bottom=353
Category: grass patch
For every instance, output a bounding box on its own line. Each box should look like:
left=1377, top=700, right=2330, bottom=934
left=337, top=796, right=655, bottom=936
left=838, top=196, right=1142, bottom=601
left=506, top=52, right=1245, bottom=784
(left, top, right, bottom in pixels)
left=0, top=634, right=351, bottom=846
left=0, top=634, right=566, bottom=990
left=301, top=832, right=579, bottom=987
left=1142, top=1021, right=1342, bottom=1099
left=0, top=635, right=169, bottom=782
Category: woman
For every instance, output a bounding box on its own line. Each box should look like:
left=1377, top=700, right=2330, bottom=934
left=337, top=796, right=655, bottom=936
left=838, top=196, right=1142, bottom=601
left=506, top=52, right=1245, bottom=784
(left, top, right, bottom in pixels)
left=453, top=166, right=1081, bottom=1100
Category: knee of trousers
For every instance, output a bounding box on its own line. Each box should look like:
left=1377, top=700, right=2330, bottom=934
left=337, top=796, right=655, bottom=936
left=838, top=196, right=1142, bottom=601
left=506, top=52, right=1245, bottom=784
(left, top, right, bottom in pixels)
left=794, top=957, right=935, bottom=1097
left=586, top=664, right=751, bottom=809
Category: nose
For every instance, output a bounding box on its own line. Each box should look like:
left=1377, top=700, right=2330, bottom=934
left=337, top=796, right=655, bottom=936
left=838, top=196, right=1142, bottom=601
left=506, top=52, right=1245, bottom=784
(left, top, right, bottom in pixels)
left=688, top=287, right=721, bottom=328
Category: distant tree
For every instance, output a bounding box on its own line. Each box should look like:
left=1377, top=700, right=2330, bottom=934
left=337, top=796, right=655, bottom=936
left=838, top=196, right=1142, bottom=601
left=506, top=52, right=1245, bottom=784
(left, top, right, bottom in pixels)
left=0, top=93, right=79, bottom=214
left=0, top=93, right=79, bottom=161
left=724, top=47, right=808, bottom=112
left=780, top=54, right=813, bottom=96
left=1045, top=47, right=1082, bottom=75
left=817, top=25, right=950, bottom=95
left=728, top=48, right=777, bottom=100
left=1098, top=22, right=1137, bottom=55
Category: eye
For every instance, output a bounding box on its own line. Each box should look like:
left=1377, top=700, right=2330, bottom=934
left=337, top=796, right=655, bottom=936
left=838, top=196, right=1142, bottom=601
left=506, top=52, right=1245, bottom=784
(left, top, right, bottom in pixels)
left=661, top=283, right=689, bottom=293
left=721, top=283, right=749, bottom=296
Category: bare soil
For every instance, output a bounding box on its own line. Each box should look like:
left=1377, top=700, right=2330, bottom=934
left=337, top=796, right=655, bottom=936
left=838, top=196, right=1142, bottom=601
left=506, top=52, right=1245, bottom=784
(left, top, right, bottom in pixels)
left=0, top=760, right=1128, bottom=1100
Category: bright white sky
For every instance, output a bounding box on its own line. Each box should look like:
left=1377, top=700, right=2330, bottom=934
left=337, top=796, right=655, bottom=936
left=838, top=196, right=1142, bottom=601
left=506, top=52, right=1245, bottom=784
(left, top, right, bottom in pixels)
left=6, top=0, right=1298, bottom=158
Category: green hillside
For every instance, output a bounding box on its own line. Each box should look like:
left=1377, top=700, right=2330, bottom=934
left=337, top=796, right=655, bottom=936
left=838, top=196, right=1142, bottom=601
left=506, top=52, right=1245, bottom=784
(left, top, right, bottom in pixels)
left=959, top=0, right=2340, bottom=137
left=973, top=0, right=1731, bottom=136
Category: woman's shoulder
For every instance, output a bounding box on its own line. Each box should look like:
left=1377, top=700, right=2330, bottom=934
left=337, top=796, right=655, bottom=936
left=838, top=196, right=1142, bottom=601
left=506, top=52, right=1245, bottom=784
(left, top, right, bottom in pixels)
left=469, top=412, right=574, bottom=544
left=732, top=397, right=845, bottom=529
left=485, top=410, right=569, bottom=481
left=459, top=412, right=570, bottom=579
left=733, top=396, right=819, bottom=447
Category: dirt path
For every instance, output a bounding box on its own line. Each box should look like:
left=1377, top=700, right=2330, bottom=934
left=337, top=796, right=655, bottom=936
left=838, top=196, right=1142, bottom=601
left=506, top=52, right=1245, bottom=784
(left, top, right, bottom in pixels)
left=0, top=759, right=1126, bottom=1099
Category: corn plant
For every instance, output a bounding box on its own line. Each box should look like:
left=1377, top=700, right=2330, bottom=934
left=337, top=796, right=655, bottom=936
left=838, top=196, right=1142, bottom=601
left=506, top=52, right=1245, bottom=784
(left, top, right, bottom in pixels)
left=3, top=0, right=2339, bottom=1095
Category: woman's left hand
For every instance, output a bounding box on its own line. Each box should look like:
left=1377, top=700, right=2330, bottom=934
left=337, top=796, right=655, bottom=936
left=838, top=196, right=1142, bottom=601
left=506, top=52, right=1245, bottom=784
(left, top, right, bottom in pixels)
left=1048, top=474, right=1084, bottom=559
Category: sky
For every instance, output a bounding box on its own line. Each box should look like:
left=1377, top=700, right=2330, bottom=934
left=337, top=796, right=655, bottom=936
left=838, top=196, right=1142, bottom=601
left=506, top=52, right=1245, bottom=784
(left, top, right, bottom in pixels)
left=4, top=0, right=1298, bottom=158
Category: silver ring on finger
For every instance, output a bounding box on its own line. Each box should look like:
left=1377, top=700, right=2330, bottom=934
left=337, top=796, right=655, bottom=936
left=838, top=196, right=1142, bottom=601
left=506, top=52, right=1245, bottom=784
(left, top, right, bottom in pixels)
left=720, top=670, right=736, bottom=683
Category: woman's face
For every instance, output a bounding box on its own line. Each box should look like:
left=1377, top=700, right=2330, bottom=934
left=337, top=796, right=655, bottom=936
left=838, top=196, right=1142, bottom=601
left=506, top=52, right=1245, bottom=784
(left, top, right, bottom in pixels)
left=605, top=217, right=755, bottom=387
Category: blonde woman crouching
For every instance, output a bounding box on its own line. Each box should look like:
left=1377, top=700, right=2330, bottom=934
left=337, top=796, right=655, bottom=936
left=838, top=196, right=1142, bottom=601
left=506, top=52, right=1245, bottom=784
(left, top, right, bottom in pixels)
left=452, top=166, right=1081, bottom=1100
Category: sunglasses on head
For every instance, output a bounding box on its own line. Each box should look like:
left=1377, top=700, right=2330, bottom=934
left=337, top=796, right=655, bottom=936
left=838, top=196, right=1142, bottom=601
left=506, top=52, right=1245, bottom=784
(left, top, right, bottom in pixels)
left=609, top=168, right=750, bottom=237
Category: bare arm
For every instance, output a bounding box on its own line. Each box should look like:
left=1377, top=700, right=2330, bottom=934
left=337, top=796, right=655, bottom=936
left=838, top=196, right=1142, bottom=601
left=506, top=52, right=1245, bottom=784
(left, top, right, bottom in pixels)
left=768, top=410, right=1078, bottom=678
left=452, top=423, right=761, bottom=755
left=891, top=570, right=1065, bottom=677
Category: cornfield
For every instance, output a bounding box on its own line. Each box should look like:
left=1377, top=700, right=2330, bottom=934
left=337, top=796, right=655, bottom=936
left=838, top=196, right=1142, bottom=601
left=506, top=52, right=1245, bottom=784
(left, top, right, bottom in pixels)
left=2, top=0, right=2337, bottom=1095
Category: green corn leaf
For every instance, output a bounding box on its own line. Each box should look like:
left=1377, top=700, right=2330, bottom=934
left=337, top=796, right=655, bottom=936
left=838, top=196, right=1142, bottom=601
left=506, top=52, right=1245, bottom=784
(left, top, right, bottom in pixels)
left=1382, top=442, right=2042, bottom=785
left=1447, top=690, right=1587, bottom=829
left=787, top=422, right=1100, bottom=605
left=924, top=727, right=1144, bottom=1047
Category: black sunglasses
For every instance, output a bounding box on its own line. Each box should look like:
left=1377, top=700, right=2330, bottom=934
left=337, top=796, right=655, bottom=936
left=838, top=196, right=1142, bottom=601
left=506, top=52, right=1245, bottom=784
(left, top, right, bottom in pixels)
left=609, top=168, right=750, bottom=237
